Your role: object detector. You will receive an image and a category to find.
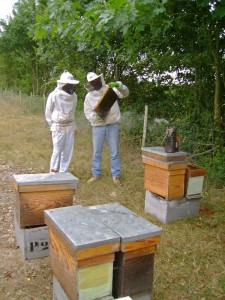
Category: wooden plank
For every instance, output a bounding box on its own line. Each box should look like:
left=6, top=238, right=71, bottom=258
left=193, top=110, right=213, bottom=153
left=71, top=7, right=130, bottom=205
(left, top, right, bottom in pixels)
left=78, top=253, right=114, bottom=268
left=121, top=237, right=161, bottom=253
left=141, top=150, right=186, bottom=163
left=76, top=243, right=120, bottom=261
left=78, top=262, right=113, bottom=300
left=94, top=86, right=118, bottom=114
left=186, top=163, right=205, bottom=177
left=14, top=182, right=77, bottom=193
left=122, top=246, right=156, bottom=261
left=142, top=157, right=187, bottom=170
left=144, top=164, right=186, bottom=176
left=18, top=189, right=74, bottom=228
left=144, top=165, right=185, bottom=200
left=113, top=252, right=155, bottom=298
left=48, top=227, right=77, bottom=300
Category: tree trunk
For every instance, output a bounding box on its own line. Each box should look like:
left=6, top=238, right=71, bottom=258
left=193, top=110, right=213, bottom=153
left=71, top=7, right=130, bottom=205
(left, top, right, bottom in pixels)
left=212, top=25, right=222, bottom=131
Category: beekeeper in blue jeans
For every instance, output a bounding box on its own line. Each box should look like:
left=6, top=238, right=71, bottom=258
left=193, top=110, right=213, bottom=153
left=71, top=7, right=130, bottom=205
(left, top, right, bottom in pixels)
left=45, top=70, right=79, bottom=173
left=84, top=72, right=129, bottom=185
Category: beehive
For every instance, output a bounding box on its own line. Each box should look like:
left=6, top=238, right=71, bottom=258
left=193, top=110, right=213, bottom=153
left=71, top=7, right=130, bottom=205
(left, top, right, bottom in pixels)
left=142, top=147, right=188, bottom=200
left=185, top=163, right=205, bottom=198
left=87, top=203, right=162, bottom=299
left=44, top=205, right=120, bottom=300
left=12, top=172, right=79, bottom=228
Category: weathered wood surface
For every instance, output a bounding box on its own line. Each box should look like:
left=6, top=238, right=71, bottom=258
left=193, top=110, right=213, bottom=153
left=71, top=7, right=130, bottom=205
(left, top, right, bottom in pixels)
left=15, top=189, right=74, bottom=228
left=12, top=173, right=79, bottom=228
left=144, top=164, right=185, bottom=200
left=94, top=86, right=118, bottom=114
left=45, top=203, right=162, bottom=300
left=45, top=205, right=120, bottom=300
left=142, top=156, right=187, bottom=171
left=53, top=275, right=115, bottom=300
left=86, top=203, right=161, bottom=300
left=113, top=252, right=154, bottom=298
left=141, top=146, right=187, bottom=163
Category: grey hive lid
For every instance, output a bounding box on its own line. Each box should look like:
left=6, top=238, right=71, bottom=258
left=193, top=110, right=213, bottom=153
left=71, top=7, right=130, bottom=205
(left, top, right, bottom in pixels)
left=141, top=146, right=188, bottom=157
left=88, top=203, right=163, bottom=243
left=44, top=205, right=120, bottom=251
left=13, top=172, right=79, bottom=186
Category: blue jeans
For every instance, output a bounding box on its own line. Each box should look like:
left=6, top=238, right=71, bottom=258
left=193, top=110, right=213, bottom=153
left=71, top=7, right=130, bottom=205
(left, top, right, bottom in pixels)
left=92, top=123, right=120, bottom=177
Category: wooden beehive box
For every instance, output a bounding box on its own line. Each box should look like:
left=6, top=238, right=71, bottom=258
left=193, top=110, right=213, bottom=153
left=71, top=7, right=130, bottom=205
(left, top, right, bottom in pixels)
left=185, top=163, right=205, bottom=198
left=94, top=86, right=118, bottom=114
left=44, top=205, right=120, bottom=300
left=12, top=173, right=79, bottom=228
left=88, top=203, right=162, bottom=299
left=142, top=147, right=188, bottom=200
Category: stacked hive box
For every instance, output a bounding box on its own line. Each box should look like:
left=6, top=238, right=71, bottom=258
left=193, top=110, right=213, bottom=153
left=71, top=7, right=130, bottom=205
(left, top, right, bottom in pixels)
left=12, top=172, right=79, bottom=260
left=45, top=203, right=162, bottom=300
left=142, top=147, right=205, bottom=224
left=45, top=205, right=120, bottom=300
left=88, top=203, right=162, bottom=300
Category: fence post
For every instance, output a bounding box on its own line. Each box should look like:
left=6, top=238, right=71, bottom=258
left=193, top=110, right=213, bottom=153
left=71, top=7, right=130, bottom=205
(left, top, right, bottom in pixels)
left=142, top=104, right=148, bottom=147
left=30, top=92, right=32, bottom=111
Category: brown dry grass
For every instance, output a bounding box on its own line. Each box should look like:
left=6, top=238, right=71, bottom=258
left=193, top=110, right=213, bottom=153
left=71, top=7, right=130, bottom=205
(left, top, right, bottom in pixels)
left=0, top=92, right=225, bottom=300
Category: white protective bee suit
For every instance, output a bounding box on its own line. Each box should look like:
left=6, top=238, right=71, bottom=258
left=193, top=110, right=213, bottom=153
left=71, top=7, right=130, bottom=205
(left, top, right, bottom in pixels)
left=45, top=70, right=79, bottom=173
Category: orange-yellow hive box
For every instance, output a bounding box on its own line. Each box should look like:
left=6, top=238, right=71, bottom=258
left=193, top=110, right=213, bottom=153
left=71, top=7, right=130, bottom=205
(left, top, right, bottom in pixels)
left=142, top=147, right=188, bottom=200
left=13, top=173, right=79, bottom=228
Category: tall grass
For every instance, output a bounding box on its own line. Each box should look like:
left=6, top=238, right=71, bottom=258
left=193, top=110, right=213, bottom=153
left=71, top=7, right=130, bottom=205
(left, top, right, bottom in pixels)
left=0, top=91, right=225, bottom=299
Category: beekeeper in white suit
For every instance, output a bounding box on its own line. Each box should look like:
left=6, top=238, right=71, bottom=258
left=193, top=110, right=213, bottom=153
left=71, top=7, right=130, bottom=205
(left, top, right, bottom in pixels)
left=84, top=72, right=129, bottom=185
left=45, top=70, right=79, bottom=173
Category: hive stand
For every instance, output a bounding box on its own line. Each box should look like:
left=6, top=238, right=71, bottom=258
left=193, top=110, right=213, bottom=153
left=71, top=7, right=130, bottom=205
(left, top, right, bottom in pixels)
left=44, top=205, right=120, bottom=300
left=12, top=172, right=79, bottom=260
left=145, top=190, right=201, bottom=224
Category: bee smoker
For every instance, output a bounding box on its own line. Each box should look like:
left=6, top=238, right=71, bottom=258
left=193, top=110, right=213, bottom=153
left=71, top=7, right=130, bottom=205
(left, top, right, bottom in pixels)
left=165, top=125, right=179, bottom=153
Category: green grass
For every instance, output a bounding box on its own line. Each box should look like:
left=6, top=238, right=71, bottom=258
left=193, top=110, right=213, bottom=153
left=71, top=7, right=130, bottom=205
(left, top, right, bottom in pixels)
left=0, top=91, right=225, bottom=300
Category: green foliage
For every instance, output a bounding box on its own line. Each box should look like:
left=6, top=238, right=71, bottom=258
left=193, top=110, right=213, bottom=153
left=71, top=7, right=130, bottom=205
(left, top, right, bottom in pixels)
left=108, top=82, right=120, bottom=88
left=199, top=147, right=225, bottom=188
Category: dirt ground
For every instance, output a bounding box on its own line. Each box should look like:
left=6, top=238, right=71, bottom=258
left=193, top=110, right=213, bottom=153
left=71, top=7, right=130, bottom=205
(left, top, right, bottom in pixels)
left=0, top=162, right=52, bottom=300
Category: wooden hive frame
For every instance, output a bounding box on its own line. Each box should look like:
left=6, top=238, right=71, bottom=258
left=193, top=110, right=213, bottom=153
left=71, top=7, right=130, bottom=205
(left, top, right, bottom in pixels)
left=94, top=86, right=118, bottom=114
